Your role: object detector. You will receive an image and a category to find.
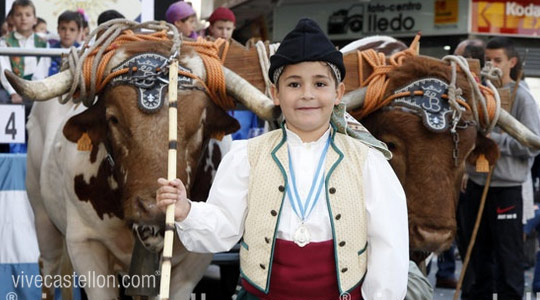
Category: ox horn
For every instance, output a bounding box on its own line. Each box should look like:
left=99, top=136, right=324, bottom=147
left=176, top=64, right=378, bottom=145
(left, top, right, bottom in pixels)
left=223, top=67, right=280, bottom=121
left=341, top=87, right=367, bottom=111
left=497, top=109, right=540, bottom=149
left=4, top=69, right=73, bottom=101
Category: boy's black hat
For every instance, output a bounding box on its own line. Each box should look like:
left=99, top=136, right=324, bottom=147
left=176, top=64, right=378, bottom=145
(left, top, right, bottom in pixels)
left=269, top=18, right=345, bottom=83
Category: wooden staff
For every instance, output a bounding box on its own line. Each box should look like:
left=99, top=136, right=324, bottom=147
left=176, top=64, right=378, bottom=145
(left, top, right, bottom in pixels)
left=453, top=166, right=494, bottom=300
left=159, top=59, right=178, bottom=300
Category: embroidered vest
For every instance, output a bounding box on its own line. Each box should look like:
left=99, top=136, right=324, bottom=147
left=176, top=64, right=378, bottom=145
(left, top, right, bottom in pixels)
left=242, top=127, right=368, bottom=295
left=4, top=32, right=47, bottom=79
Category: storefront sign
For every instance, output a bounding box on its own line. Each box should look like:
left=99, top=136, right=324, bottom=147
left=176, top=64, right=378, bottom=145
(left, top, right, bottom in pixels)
left=472, top=0, right=540, bottom=37
left=273, top=0, right=469, bottom=40
left=434, top=0, right=459, bottom=25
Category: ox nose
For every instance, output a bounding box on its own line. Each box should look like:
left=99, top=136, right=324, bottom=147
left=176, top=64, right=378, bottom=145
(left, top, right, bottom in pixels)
left=134, top=195, right=163, bottom=222
left=414, top=227, right=453, bottom=252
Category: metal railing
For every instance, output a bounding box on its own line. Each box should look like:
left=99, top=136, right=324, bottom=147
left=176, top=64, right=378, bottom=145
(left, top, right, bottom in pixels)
left=0, top=47, right=71, bottom=57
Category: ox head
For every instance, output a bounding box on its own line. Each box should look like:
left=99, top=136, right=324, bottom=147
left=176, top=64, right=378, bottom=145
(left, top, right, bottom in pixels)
left=343, top=54, right=540, bottom=256
left=6, top=41, right=277, bottom=247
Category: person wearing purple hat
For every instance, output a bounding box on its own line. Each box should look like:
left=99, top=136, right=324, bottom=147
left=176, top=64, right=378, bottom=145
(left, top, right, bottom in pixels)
left=156, top=18, right=408, bottom=299
left=166, top=1, right=198, bottom=39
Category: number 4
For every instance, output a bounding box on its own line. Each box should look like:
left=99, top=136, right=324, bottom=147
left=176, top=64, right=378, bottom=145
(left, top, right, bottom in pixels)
left=5, top=112, right=17, bottom=140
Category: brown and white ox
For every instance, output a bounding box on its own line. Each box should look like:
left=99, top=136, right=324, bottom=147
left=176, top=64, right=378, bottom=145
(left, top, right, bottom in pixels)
left=221, top=37, right=540, bottom=262
left=7, top=40, right=276, bottom=299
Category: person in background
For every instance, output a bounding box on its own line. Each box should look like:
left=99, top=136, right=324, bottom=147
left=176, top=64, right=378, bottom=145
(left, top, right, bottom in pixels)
left=32, top=10, right=82, bottom=80
left=33, top=17, right=46, bottom=36
left=77, top=9, right=89, bottom=43
left=205, top=6, right=263, bottom=139
left=166, top=1, right=198, bottom=39
left=97, top=9, right=125, bottom=25
left=207, top=7, right=235, bottom=41
left=462, top=36, right=540, bottom=300
left=156, top=18, right=409, bottom=300
left=0, top=0, right=47, bottom=153
left=1, top=9, right=14, bottom=37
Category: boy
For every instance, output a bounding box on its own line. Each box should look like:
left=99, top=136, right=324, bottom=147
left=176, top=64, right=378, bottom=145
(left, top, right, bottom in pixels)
left=166, top=1, right=198, bottom=39
left=461, top=37, right=540, bottom=300
left=33, top=17, right=47, bottom=36
left=32, top=10, right=81, bottom=80
left=207, top=7, right=235, bottom=41
left=0, top=0, right=46, bottom=105
left=156, top=18, right=408, bottom=299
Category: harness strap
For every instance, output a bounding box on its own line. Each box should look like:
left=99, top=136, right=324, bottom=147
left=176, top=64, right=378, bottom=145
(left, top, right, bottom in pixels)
left=353, top=34, right=421, bottom=119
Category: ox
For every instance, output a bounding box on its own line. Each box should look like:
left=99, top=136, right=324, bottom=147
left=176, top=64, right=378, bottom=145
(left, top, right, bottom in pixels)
left=339, top=37, right=540, bottom=261
left=7, top=34, right=277, bottom=299
left=220, top=37, right=540, bottom=262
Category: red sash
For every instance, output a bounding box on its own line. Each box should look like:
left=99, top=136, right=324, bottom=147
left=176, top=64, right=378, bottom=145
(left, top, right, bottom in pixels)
left=242, top=239, right=363, bottom=300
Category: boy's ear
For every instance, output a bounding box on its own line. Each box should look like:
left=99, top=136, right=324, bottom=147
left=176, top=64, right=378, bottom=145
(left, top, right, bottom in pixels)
left=509, top=56, right=518, bottom=69
left=334, top=82, right=345, bottom=105
left=270, top=84, right=280, bottom=106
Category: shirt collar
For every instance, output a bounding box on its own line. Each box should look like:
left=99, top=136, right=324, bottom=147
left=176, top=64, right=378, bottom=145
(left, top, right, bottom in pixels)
left=284, top=124, right=331, bottom=147
left=13, top=31, right=33, bottom=40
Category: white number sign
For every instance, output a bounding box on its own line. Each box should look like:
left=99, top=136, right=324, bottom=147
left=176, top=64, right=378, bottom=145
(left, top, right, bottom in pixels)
left=0, top=105, right=25, bottom=144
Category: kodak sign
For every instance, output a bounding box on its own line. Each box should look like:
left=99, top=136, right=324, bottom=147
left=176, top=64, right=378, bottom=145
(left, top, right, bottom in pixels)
left=472, top=0, right=540, bottom=36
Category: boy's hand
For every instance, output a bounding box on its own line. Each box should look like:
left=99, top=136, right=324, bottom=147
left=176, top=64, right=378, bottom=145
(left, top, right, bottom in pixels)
left=156, top=178, right=191, bottom=222
left=10, top=94, right=23, bottom=104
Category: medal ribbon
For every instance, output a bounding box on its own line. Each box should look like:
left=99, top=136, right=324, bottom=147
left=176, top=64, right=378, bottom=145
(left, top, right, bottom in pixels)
left=286, top=135, right=330, bottom=221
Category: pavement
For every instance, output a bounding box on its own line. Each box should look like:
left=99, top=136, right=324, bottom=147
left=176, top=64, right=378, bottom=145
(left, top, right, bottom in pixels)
left=428, top=255, right=537, bottom=300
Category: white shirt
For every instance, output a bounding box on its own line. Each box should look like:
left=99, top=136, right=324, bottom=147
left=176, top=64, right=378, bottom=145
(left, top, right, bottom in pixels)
left=176, top=128, right=409, bottom=300
left=0, top=32, right=46, bottom=95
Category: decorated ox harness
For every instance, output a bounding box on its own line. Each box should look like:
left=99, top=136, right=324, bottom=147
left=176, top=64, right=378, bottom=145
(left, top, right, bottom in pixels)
left=110, top=53, right=194, bottom=113
left=350, top=35, right=499, bottom=167
left=388, top=77, right=476, bottom=166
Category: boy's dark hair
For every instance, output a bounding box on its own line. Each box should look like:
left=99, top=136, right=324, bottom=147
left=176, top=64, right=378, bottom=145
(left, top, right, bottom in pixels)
left=11, top=0, right=36, bottom=16
left=58, top=10, right=83, bottom=30
left=97, top=10, right=125, bottom=26
left=486, top=36, right=523, bottom=80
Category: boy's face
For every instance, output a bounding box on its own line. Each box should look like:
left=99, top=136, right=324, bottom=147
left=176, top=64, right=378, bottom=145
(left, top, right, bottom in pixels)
left=35, top=22, right=47, bottom=33
left=58, top=20, right=80, bottom=48
left=209, top=20, right=235, bottom=40
left=174, top=15, right=196, bottom=37
left=12, top=5, right=36, bottom=36
left=271, top=61, right=345, bottom=138
left=485, top=48, right=516, bottom=83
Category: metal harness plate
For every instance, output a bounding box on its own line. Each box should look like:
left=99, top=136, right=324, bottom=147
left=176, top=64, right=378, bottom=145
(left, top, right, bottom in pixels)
left=111, top=53, right=193, bottom=113
left=391, top=77, right=466, bottom=132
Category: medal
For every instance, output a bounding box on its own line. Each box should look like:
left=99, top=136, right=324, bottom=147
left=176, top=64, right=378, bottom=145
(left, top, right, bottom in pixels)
left=293, top=223, right=311, bottom=247
left=286, top=134, right=330, bottom=247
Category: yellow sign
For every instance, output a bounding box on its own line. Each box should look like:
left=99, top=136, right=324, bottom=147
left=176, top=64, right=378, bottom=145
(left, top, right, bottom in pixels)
left=434, top=0, right=459, bottom=25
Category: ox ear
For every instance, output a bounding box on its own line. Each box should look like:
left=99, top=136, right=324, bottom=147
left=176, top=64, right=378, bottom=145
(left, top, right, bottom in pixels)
left=204, top=104, right=241, bottom=140
left=466, top=133, right=500, bottom=167
left=63, top=100, right=107, bottom=160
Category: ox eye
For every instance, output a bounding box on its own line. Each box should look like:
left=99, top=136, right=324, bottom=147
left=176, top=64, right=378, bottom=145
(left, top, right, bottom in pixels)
left=387, top=142, right=396, bottom=151
left=108, top=116, right=119, bottom=125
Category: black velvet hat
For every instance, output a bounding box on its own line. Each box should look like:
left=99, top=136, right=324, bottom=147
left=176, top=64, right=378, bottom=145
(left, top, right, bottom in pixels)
left=269, top=18, right=345, bottom=83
